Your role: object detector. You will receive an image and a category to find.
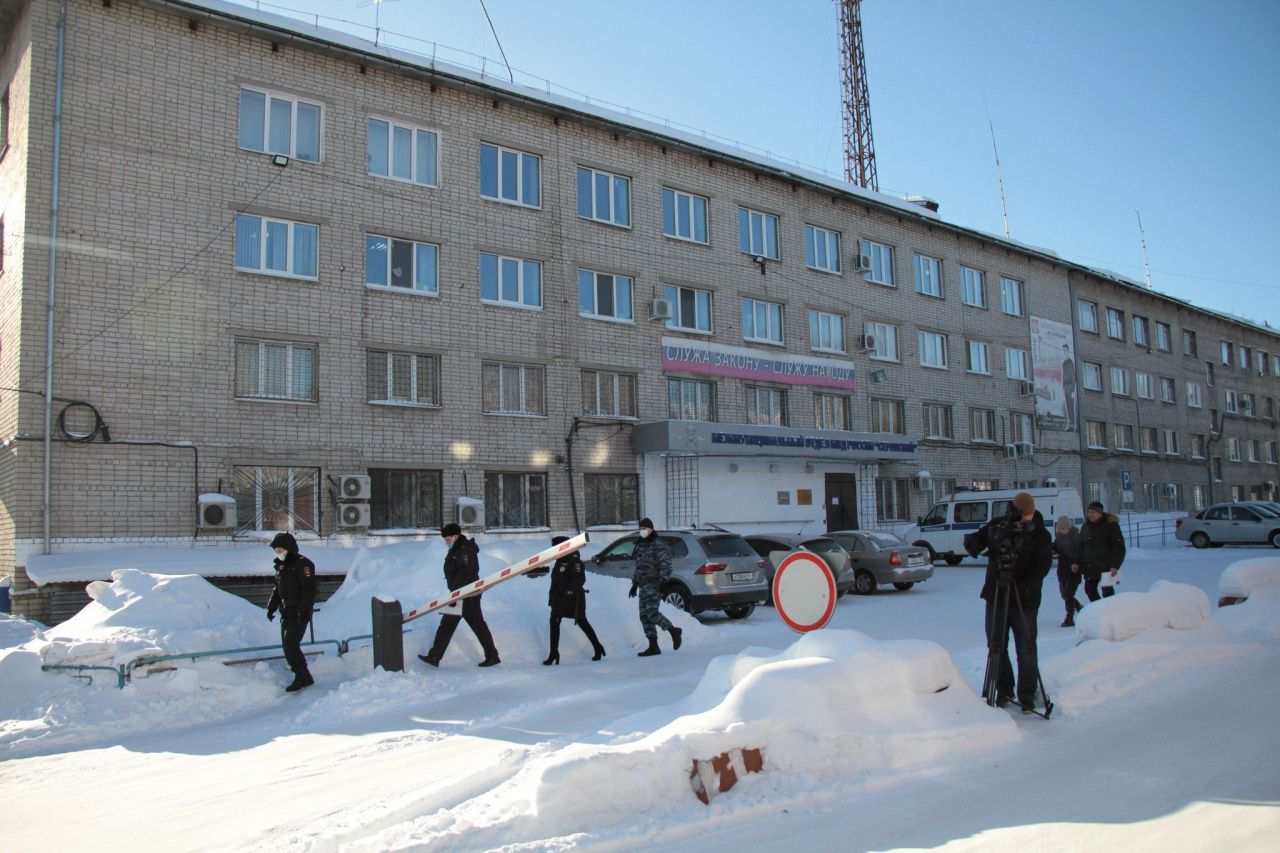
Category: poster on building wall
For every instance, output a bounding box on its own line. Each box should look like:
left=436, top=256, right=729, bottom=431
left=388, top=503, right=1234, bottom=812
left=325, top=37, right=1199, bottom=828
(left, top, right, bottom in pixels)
left=1030, top=316, right=1076, bottom=431
left=660, top=337, right=855, bottom=391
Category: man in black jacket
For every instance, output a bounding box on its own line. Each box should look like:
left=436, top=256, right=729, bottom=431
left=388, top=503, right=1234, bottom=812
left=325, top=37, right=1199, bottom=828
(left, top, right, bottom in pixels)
left=1075, top=501, right=1126, bottom=601
left=266, top=532, right=318, bottom=692
left=964, top=492, right=1053, bottom=713
left=419, top=523, right=501, bottom=668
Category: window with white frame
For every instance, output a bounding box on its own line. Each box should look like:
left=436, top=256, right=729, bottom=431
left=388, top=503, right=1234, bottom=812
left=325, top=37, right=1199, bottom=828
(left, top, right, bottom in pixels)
left=1228, top=437, right=1241, bottom=462
left=366, top=349, right=440, bottom=407
left=745, top=385, right=787, bottom=426
left=1258, top=350, right=1269, bottom=374
left=480, top=252, right=541, bottom=308
left=1159, top=376, right=1176, bottom=404
left=914, top=254, right=942, bottom=297
left=1005, top=347, right=1029, bottom=380
left=814, top=393, right=851, bottom=430
left=584, top=473, right=639, bottom=526
left=1082, top=361, right=1103, bottom=391
left=967, top=340, right=990, bottom=374
left=1238, top=345, right=1251, bottom=370
left=1107, top=307, right=1125, bottom=340
left=482, top=362, right=546, bottom=415
left=1224, top=388, right=1239, bottom=414
left=742, top=298, right=784, bottom=344
left=235, top=339, right=316, bottom=402
left=1114, top=423, right=1135, bottom=450
left=1273, top=353, right=1280, bottom=376
left=578, top=269, right=633, bottom=321
left=1132, top=315, right=1149, bottom=347
left=365, top=234, right=437, bottom=294
left=1267, top=440, right=1278, bottom=464
left=668, top=377, right=716, bottom=421
left=367, top=117, right=437, bottom=185
left=1140, top=426, right=1158, bottom=454
left=484, top=471, right=548, bottom=529
left=1242, top=393, right=1256, bottom=417
left=1191, top=433, right=1206, bottom=458
left=870, top=398, right=906, bottom=434
left=999, top=276, right=1024, bottom=316
left=665, top=284, right=712, bottom=333
left=238, top=86, right=321, bottom=161
left=809, top=311, right=845, bottom=353
left=1220, top=340, right=1233, bottom=365
left=1248, top=439, right=1260, bottom=463
left=918, top=331, right=948, bottom=368
left=931, top=478, right=958, bottom=504
left=1206, top=362, right=1216, bottom=386
left=738, top=207, right=779, bottom=259
left=232, top=465, right=318, bottom=533
left=1110, top=367, right=1130, bottom=396
left=479, top=142, right=540, bottom=207
left=662, top=188, right=708, bottom=243
left=970, top=408, right=996, bottom=442
left=859, top=239, right=895, bottom=286
left=235, top=215, right=318, bottom=278
left=1155, top=321, right=1171, bottom=352
left=1135, top=371, right=1154, bottom=399
left=864, top=320, right=898, bottom=361
left=1077, top=300, right=1099, bottom=333
left=1183, top=329, right=1198, bottom=356
left=1161, top=429, right=1180, bottom=455
left=805, top=225, right=841, bottom=273
left=875, top=477, right=912, bottom=522
left=1010, top=412, right=1034, bottom=445
left=577, top=166, right=631, bottom=227
left=923, top=403, right=953, bottom=439
left=1186, top=381, right=1202, bottom=408
left=1086, top=420, right=1107, bottom=448
left=581, top=368, right=637, bottom=418
left=961, top=267, right=986, bottom=307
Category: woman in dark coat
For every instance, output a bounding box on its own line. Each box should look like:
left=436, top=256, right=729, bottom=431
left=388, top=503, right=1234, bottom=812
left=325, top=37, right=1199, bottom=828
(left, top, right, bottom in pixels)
left=1052, top=515, right=1084, bottom=627
left=544, top=535, right=606, bottom=665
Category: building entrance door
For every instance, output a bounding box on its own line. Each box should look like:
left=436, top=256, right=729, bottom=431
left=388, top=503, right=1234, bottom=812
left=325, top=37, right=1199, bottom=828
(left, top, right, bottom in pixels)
left=824, top=473, right=858, bottom=531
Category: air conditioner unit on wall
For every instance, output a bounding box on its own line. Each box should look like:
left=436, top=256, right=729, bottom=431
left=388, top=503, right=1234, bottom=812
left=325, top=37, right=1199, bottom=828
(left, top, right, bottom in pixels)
left=455, top=496, right=485, bottom=528
left=648, top=298, right=673, bottom=321
left=853, top=253, right=873, bottom=272
left=338, top=502, right=371, bottom=528
left=913, top=471, right=933, bottom=492
left=1017, top=381, right=1035, bottom=397
left=1162, top=483, right=1178, bottom=498
left=1015, top=442, right=1035, bottom=458
left=1002, top=443, right=1018, bottom=460
left=857, top=334, right=875, bottom=352
left=339, top=474, right=371, bottom=501
left=198, top=494, right=236, bottom=529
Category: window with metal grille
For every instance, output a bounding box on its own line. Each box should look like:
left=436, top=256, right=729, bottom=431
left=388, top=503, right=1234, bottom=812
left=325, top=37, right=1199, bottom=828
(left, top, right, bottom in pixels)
left=235, top=339, right=316, bottom=402
left=745, top=385, right=787, bottom=426
left=484, top=472, right=548, bottom=528
left=581, top=369, right=637, bottom=418
left=366, top=350, right=440, bottom=407
left=584, top=473, right=639, bottom=526
left=232, top=466, right=318, bottom=532
left=814, top=393, right=851, bottom=431
left=482, top=362, right=545, bottom=415
left=369, top=469, right=442, bottom=530
left=668, top=378, right=715, bottom=421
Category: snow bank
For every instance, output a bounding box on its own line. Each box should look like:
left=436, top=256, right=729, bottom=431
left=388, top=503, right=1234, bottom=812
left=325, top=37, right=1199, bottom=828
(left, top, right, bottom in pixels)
left=1074, top=580, right=1212, bottom=642
left=41, top=569, right=279, bottom=666
left=1214, top=585, right=1280, bottom=642
left=361, top=630, right=1016, bottom=849
left=1218, top=556, right=1280, bottom=600
left=0, top=612, right=45, bottom=649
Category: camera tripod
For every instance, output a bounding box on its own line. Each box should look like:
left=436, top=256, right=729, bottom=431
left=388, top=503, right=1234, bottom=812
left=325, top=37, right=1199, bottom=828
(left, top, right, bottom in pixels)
left=983, top=567, right=1054, bottom=719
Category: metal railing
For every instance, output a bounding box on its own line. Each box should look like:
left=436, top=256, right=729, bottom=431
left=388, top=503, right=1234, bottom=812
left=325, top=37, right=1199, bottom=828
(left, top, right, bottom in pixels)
left=1118, top=515, right=1182, bottom=548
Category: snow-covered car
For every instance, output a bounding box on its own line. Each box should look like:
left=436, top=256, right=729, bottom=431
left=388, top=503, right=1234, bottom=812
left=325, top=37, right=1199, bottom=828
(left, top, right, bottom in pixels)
left=826, top=530, right=934, bottom=594
left=588, top=530, right=769, bottom=619
left=1175, top=502, right=1280, bottom=549
left=743, top=534, right=856, bottom=600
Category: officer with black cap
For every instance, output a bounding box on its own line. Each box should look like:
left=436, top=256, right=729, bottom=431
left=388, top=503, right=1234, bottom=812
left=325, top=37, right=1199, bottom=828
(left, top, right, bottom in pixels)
left=419, top=523, right=501, bottom=668
left=266, top=532, right=318, bottom=692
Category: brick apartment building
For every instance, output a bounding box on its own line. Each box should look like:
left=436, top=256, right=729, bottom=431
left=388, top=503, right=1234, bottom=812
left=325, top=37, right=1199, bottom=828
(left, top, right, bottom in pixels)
left=1, top=0, right=1277, bottom=621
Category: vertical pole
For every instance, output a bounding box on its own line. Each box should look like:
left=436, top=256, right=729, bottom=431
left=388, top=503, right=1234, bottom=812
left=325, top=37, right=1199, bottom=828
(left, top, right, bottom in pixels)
left=43, top=0, right=68, bottom=555
left=371, top=596, right=404, bottom=672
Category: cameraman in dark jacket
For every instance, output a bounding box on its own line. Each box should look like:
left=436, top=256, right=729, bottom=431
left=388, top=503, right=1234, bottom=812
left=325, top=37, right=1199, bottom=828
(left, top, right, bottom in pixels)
left=267, top=532, right=318, bottom=693
left=1075, top=501, right=1126, bottom=601
left=419, top=523, right=501, bottom=668
left=964, top=492, right=1053, bottom=712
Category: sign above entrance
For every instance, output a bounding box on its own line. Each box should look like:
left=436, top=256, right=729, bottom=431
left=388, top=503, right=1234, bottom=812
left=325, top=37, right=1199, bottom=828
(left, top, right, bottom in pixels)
left=661, top=336, right=855, bottom=391
left=632, top=421, right=917, bottom=461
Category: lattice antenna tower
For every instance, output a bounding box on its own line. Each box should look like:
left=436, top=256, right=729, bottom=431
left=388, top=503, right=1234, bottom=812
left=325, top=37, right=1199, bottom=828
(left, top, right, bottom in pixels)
left=839, top=0, right=878, bottom=191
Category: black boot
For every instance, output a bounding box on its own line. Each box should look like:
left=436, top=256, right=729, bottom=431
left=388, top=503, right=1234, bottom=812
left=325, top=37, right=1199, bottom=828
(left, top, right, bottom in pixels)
left=638, top=636, right=661, bottom=657
left=285, top=672, right=312, bottom=693
left=544, top=619, right=560, bottom=665
left=1061, top=611, right=1075, bottom=628
left=668, top=626, right=683, bottom=651
left=592, top=645, right=606, bottom=661
left=543, top=651, right=559, bottom=665
left=478, top=656, right=501, bottom=668
left=418, top=654, right=440, bottom=668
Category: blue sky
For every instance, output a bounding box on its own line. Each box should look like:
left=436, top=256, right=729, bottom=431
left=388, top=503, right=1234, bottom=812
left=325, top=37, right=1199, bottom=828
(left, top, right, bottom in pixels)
left=280, top=0, right=1280, bottom=325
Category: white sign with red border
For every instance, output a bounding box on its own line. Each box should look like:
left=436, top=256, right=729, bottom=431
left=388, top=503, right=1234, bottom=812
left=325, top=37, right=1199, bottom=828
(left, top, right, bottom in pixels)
left=772, top=550, right=837, bottom=633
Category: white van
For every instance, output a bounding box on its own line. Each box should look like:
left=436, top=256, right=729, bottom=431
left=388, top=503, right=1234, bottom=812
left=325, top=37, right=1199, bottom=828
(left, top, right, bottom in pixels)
left=900, top=487, right=1083, bottom=565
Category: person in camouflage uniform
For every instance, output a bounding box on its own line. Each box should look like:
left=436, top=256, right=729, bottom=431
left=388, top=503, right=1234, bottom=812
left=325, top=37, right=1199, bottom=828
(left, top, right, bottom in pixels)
left=628, top=518, right=682, bottom=657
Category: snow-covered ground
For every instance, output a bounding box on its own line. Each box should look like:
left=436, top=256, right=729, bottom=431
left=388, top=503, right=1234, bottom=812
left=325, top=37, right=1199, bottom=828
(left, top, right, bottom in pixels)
left=2, top=536, right=1278, bottom=851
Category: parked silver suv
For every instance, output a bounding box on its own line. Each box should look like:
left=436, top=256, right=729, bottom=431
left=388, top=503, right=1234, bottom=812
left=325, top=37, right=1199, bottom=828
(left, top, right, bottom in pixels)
left=589, top=530, right=770, bottom=619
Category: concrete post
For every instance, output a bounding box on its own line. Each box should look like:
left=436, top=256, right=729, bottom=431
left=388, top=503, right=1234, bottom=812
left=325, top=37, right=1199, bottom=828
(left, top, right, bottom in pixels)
left=371, top=596, right=404, bottom=672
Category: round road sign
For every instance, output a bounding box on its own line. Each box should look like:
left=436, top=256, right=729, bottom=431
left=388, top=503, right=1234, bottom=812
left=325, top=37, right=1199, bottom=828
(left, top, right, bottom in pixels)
left=772, top=550, right=837, bottom=633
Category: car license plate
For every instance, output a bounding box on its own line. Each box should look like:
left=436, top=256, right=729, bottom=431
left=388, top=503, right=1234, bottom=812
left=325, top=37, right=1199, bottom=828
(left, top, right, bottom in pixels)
left=731, top=572, right=753, bottom=582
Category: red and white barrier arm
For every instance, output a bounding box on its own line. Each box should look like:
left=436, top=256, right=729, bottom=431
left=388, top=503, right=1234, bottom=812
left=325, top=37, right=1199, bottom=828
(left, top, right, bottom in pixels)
left=402, top=532, right=590, bottom=624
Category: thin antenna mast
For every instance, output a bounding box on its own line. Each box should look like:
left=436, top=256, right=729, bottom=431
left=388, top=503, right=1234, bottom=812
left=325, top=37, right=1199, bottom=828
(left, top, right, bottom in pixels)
left=1136, top=210, right=1154, bottom=290
left=478, top=0, right=515, bottom=83
left=983, top=98, right=1010, bottom=238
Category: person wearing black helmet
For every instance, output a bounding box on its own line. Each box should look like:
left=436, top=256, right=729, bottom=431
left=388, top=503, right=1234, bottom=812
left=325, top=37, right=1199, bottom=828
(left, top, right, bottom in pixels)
left=543, top=535, right=606, bottom=665
left=419, top=523, right=501, bottom=668
left=266, top=532, right=318, bottom=692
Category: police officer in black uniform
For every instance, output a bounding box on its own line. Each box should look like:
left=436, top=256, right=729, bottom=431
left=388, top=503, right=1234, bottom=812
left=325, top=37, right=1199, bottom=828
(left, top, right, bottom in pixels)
left=543, top=535, right=606, bottom=665
left=419, top=523, right=501, bottom=668
left=266, top=532, right=318, bottom=692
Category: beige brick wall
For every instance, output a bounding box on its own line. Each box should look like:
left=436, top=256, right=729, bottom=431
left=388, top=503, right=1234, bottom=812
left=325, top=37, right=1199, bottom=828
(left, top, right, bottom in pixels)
left=0, top=0, right=1276, bottom=573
